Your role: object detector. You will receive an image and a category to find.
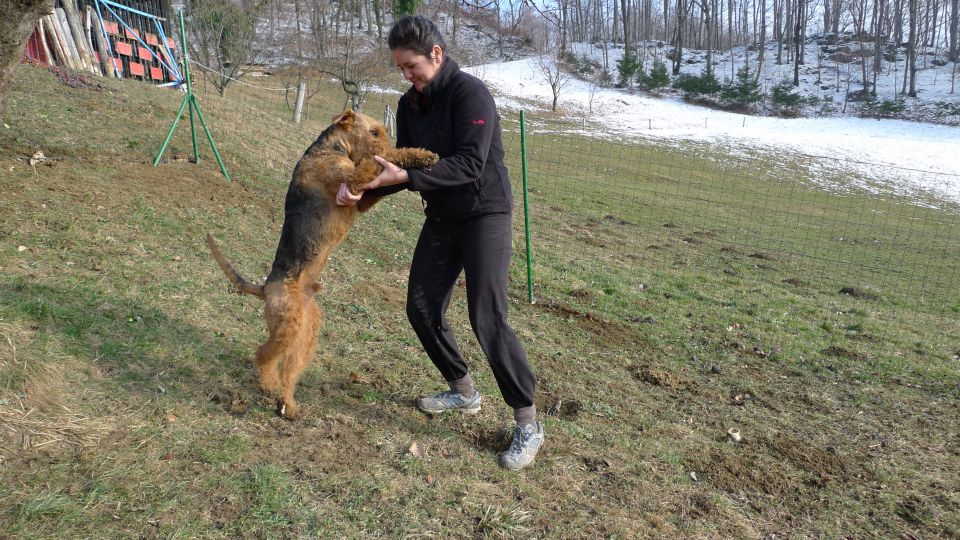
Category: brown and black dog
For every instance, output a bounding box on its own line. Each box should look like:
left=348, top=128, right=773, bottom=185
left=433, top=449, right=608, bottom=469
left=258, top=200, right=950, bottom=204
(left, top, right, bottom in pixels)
left=207, top=110, right=437, bottom=419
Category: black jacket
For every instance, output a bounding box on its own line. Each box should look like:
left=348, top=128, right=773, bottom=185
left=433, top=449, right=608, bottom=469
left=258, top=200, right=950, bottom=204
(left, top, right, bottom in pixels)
left=373, top=58, right=513, bottom=221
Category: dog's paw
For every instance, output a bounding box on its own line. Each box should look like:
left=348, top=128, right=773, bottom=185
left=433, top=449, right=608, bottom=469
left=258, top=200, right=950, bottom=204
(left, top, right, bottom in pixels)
left=385, top=148, right=439, bottom=170
left=277, top=399, right=301, bottom=421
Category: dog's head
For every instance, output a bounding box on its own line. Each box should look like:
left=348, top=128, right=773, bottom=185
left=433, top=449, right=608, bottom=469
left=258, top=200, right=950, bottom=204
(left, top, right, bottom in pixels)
left=327, top=110, right=390, bottom=163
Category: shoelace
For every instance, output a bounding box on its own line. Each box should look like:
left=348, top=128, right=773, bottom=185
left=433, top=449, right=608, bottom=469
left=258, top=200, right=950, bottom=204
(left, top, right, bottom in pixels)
left=508, top=426, right=531, bottom=453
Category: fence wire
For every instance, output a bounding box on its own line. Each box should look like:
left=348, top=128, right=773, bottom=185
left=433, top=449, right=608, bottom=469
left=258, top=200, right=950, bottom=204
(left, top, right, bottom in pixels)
left=501, top=115, right=960, bottom=325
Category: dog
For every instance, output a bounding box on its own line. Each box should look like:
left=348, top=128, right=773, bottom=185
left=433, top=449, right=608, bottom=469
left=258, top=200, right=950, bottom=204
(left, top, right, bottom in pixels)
left=207, top=110, right=437, bottom=420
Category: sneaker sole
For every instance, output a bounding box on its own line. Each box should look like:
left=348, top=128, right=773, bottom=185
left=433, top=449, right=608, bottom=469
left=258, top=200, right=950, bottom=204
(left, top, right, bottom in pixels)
left=418, top=404, right=482, bottom=415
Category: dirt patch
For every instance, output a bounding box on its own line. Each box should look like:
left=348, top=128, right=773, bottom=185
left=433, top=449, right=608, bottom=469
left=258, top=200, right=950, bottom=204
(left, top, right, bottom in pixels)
left=748, top=252, right=776, bottom=261
left=764, top=433, right=855, bottom=487
left=839, top=287, right=878, bottom=300
left=686, top=446, right=798, bottom=502
left=823, top=345, right=866, bottom=361
left=568, top=288, right=593, bottom=301
left=630, top=364, right=690, bottom=389
left=544, top=398, right=581, bottom=419
left=525, top=298, right=648, bottom=348
left=458, top=424, right=513, bottom=453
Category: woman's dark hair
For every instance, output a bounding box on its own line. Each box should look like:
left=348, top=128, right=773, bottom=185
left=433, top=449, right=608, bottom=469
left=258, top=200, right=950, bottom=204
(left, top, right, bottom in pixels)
left=388, top=16, right=446, bottom=55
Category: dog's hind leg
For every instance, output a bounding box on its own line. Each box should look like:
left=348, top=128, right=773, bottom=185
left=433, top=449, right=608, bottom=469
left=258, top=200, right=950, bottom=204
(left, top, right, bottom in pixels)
left=253, top=333, right=284, bottom=397
left=277, top=296, right=322, bottom=420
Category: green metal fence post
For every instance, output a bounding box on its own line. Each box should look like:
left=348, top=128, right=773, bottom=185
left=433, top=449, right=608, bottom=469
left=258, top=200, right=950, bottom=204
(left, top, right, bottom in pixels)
left=154, top=10, right=230, bottom=181
left=520, top=110, right=534, bottom=304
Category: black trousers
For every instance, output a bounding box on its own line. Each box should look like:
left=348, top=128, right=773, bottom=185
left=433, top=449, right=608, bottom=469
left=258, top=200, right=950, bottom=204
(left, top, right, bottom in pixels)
left=406, top=213, right=536, bottom=410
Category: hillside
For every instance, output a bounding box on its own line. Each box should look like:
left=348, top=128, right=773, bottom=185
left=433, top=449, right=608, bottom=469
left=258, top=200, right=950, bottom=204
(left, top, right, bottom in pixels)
left=0, top=60, right=958, bottom=538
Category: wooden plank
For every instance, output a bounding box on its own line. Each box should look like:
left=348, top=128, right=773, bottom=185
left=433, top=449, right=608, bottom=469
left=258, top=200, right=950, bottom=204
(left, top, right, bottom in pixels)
left=114, top=41, right=133, bottom=57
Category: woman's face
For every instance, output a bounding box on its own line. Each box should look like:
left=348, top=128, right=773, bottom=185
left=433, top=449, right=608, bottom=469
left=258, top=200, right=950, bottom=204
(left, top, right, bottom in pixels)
left=393, top=45, right=442, bottom=92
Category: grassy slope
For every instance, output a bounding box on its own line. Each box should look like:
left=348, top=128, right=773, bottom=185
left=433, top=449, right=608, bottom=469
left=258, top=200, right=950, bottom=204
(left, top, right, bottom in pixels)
left=0, top=64, right=957, bottom=539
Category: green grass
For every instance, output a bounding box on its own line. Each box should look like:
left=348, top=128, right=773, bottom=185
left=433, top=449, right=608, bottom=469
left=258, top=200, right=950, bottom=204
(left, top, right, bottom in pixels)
left=0, top=63, right=958, bottom=539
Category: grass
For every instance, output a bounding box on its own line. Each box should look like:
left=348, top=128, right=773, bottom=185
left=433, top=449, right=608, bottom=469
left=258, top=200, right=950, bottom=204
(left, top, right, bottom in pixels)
left=0, top=62, right=958, bottom=539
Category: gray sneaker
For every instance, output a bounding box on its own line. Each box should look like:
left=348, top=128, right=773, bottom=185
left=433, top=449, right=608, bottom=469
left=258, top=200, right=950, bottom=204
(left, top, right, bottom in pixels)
left=499, top=422, right=545, bottom=470
left=416, top=390, right=481, bottom=415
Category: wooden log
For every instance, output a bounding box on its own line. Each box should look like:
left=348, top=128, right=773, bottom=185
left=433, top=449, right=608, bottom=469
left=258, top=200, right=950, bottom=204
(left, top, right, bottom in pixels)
left=45, top=13, right=74, bottom=70
left=53, top=9, right=82, bottom=70
left=62, top=0, right=95, bottom=73
left=81, top=6, right=103, bottom=75
left=42, top=16, right=65, bottom=68
left=36, top=19, right=54, bottom=66
left=88, top=6, right=114, bottom=77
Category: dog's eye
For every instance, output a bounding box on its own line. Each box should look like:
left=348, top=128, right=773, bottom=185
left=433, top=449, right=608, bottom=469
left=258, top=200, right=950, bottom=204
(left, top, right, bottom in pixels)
left=370, top=128, right=381, bottom=137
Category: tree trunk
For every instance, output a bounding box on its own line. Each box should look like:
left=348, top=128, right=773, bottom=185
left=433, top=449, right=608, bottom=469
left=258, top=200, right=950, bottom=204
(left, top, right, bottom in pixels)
left=951, top=0, right=959, bottom=62
left=1, top=0, right=54, bottom=120
left=908, top=0, right=917, bottom=96
left=793, top=0, right=802, bottom=85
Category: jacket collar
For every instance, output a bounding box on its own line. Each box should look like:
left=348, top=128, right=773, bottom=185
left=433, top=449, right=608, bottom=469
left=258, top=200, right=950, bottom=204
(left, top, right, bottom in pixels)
left=423, top=57, right=459, bottom=100
left=406, top=57, right=459, bottom=112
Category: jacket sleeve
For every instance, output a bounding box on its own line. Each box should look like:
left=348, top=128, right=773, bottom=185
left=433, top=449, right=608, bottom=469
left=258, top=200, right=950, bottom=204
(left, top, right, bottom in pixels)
left=406, top=79, right=496, bottom=192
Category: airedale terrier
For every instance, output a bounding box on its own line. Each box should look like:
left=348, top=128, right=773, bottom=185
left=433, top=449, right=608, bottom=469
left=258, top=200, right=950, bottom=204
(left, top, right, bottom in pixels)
left=207, top=110, right=437, bottom=420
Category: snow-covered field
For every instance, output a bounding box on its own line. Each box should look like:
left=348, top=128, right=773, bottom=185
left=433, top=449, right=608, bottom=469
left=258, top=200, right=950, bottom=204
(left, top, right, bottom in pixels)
left=468, top=57, right=960, bottom=206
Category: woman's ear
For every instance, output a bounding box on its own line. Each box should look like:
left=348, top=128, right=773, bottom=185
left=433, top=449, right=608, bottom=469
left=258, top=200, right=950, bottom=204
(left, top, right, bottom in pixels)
left=431, top=45, right=443, bottom=63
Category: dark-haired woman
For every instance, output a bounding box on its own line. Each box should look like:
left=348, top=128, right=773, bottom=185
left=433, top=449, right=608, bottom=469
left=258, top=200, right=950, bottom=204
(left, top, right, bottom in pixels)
left=336, top=15, right=542, bottom=470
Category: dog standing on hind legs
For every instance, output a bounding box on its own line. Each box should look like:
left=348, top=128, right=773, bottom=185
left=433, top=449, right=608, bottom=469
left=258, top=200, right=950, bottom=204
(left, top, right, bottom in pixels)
left=206, top=110, right=438, bottom=420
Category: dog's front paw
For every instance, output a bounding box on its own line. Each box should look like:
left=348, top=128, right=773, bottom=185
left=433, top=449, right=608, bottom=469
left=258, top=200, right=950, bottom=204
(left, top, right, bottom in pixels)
left=386, top=148, right=439, bottom=170
left=277, top=399, right=301, bottom=421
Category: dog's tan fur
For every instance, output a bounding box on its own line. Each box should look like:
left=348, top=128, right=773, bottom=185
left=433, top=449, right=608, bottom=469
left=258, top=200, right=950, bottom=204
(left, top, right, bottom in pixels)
left=207, top=110, right=437, bottom=419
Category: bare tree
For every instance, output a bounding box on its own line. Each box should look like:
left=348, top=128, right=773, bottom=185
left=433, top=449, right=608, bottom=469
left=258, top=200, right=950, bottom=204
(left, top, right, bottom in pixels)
left=0, top=0, right=54, bottom=120
left=186, top=0, right=264, bottom=96
left=538, top=53, right=572, bottom=111
left=318, top=32, right=390, bottom=111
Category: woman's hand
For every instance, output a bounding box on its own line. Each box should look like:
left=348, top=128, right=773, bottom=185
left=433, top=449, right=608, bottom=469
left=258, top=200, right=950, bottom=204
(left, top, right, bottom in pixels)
left=335, top=182, right=362, bottom=206
left=364, top=155, right=409, bottom=190
left=335, top=156, right=410, bottom=207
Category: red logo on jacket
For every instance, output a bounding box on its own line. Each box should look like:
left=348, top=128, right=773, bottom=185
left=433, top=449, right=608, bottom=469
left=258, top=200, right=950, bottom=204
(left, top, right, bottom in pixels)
left=472, top=119, right=485, bottom=125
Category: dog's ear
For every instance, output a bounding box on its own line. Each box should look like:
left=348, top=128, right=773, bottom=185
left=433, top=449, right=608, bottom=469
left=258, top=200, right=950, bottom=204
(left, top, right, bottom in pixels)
left=331, top=110, right=356, bottom=128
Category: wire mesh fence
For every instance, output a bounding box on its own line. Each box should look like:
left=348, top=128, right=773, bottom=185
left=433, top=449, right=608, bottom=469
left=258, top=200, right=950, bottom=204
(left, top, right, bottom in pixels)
left=160, top=39, right=960, bottom=343
left=501, top=113, right=960, bottom=328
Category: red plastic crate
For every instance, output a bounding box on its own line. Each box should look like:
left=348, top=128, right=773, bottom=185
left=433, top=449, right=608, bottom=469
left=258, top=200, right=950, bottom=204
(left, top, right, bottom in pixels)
left=104, top=21, right=119, bottom=35
left=138, top=46, right=152, bottom=61
left=166, top=37, right=175, bottom=49
left=150, top=66, right=163, bottom=80
left=114, top=41, right=133, bottom=56
left=124, top=28, right=140, bottom=40
left=129, top=62, right=145, bottom=77
left=145, top=33, right=159, bottom=46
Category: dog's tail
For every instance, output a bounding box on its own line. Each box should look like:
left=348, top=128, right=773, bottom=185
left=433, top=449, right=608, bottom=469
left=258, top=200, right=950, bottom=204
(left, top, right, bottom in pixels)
left=206, top=233, right=265, bottom=299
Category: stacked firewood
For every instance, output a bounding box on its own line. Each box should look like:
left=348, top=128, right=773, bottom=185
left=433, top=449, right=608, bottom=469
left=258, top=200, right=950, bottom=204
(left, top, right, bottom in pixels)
left=34, top=0, right=116, bottom=77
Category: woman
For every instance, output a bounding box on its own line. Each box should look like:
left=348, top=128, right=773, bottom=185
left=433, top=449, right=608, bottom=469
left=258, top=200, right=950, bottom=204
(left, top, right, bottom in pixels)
left=336, top=15, right=542, bottom=470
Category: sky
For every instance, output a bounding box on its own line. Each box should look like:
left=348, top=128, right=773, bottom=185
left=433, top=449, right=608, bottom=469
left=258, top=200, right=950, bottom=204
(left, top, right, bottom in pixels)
left=465, top=54, right=960, bottom=207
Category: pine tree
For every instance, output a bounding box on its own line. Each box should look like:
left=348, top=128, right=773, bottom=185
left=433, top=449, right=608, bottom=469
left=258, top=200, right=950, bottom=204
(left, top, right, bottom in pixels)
left=721, top=65, right=764, bottom=105
left=639, top=60, right=670, bottom=90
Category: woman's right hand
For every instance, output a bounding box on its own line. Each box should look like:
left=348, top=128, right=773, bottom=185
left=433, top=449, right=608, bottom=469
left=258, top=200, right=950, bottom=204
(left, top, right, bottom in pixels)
left=335, top=182, right=362, bottom=206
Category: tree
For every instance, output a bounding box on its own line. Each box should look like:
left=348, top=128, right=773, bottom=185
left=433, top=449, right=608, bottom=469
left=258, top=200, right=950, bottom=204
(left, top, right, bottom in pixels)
left=538, top=53, right=571, bottom=111
left=639, top=59, right=671, bottom=89
left=186, top=0, right=264, bottom=96
left=721, top=64, right=764, bottom=104
left=393, top=0, right=420, bottom=18
left=0, top=0, right=54, bottom=120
